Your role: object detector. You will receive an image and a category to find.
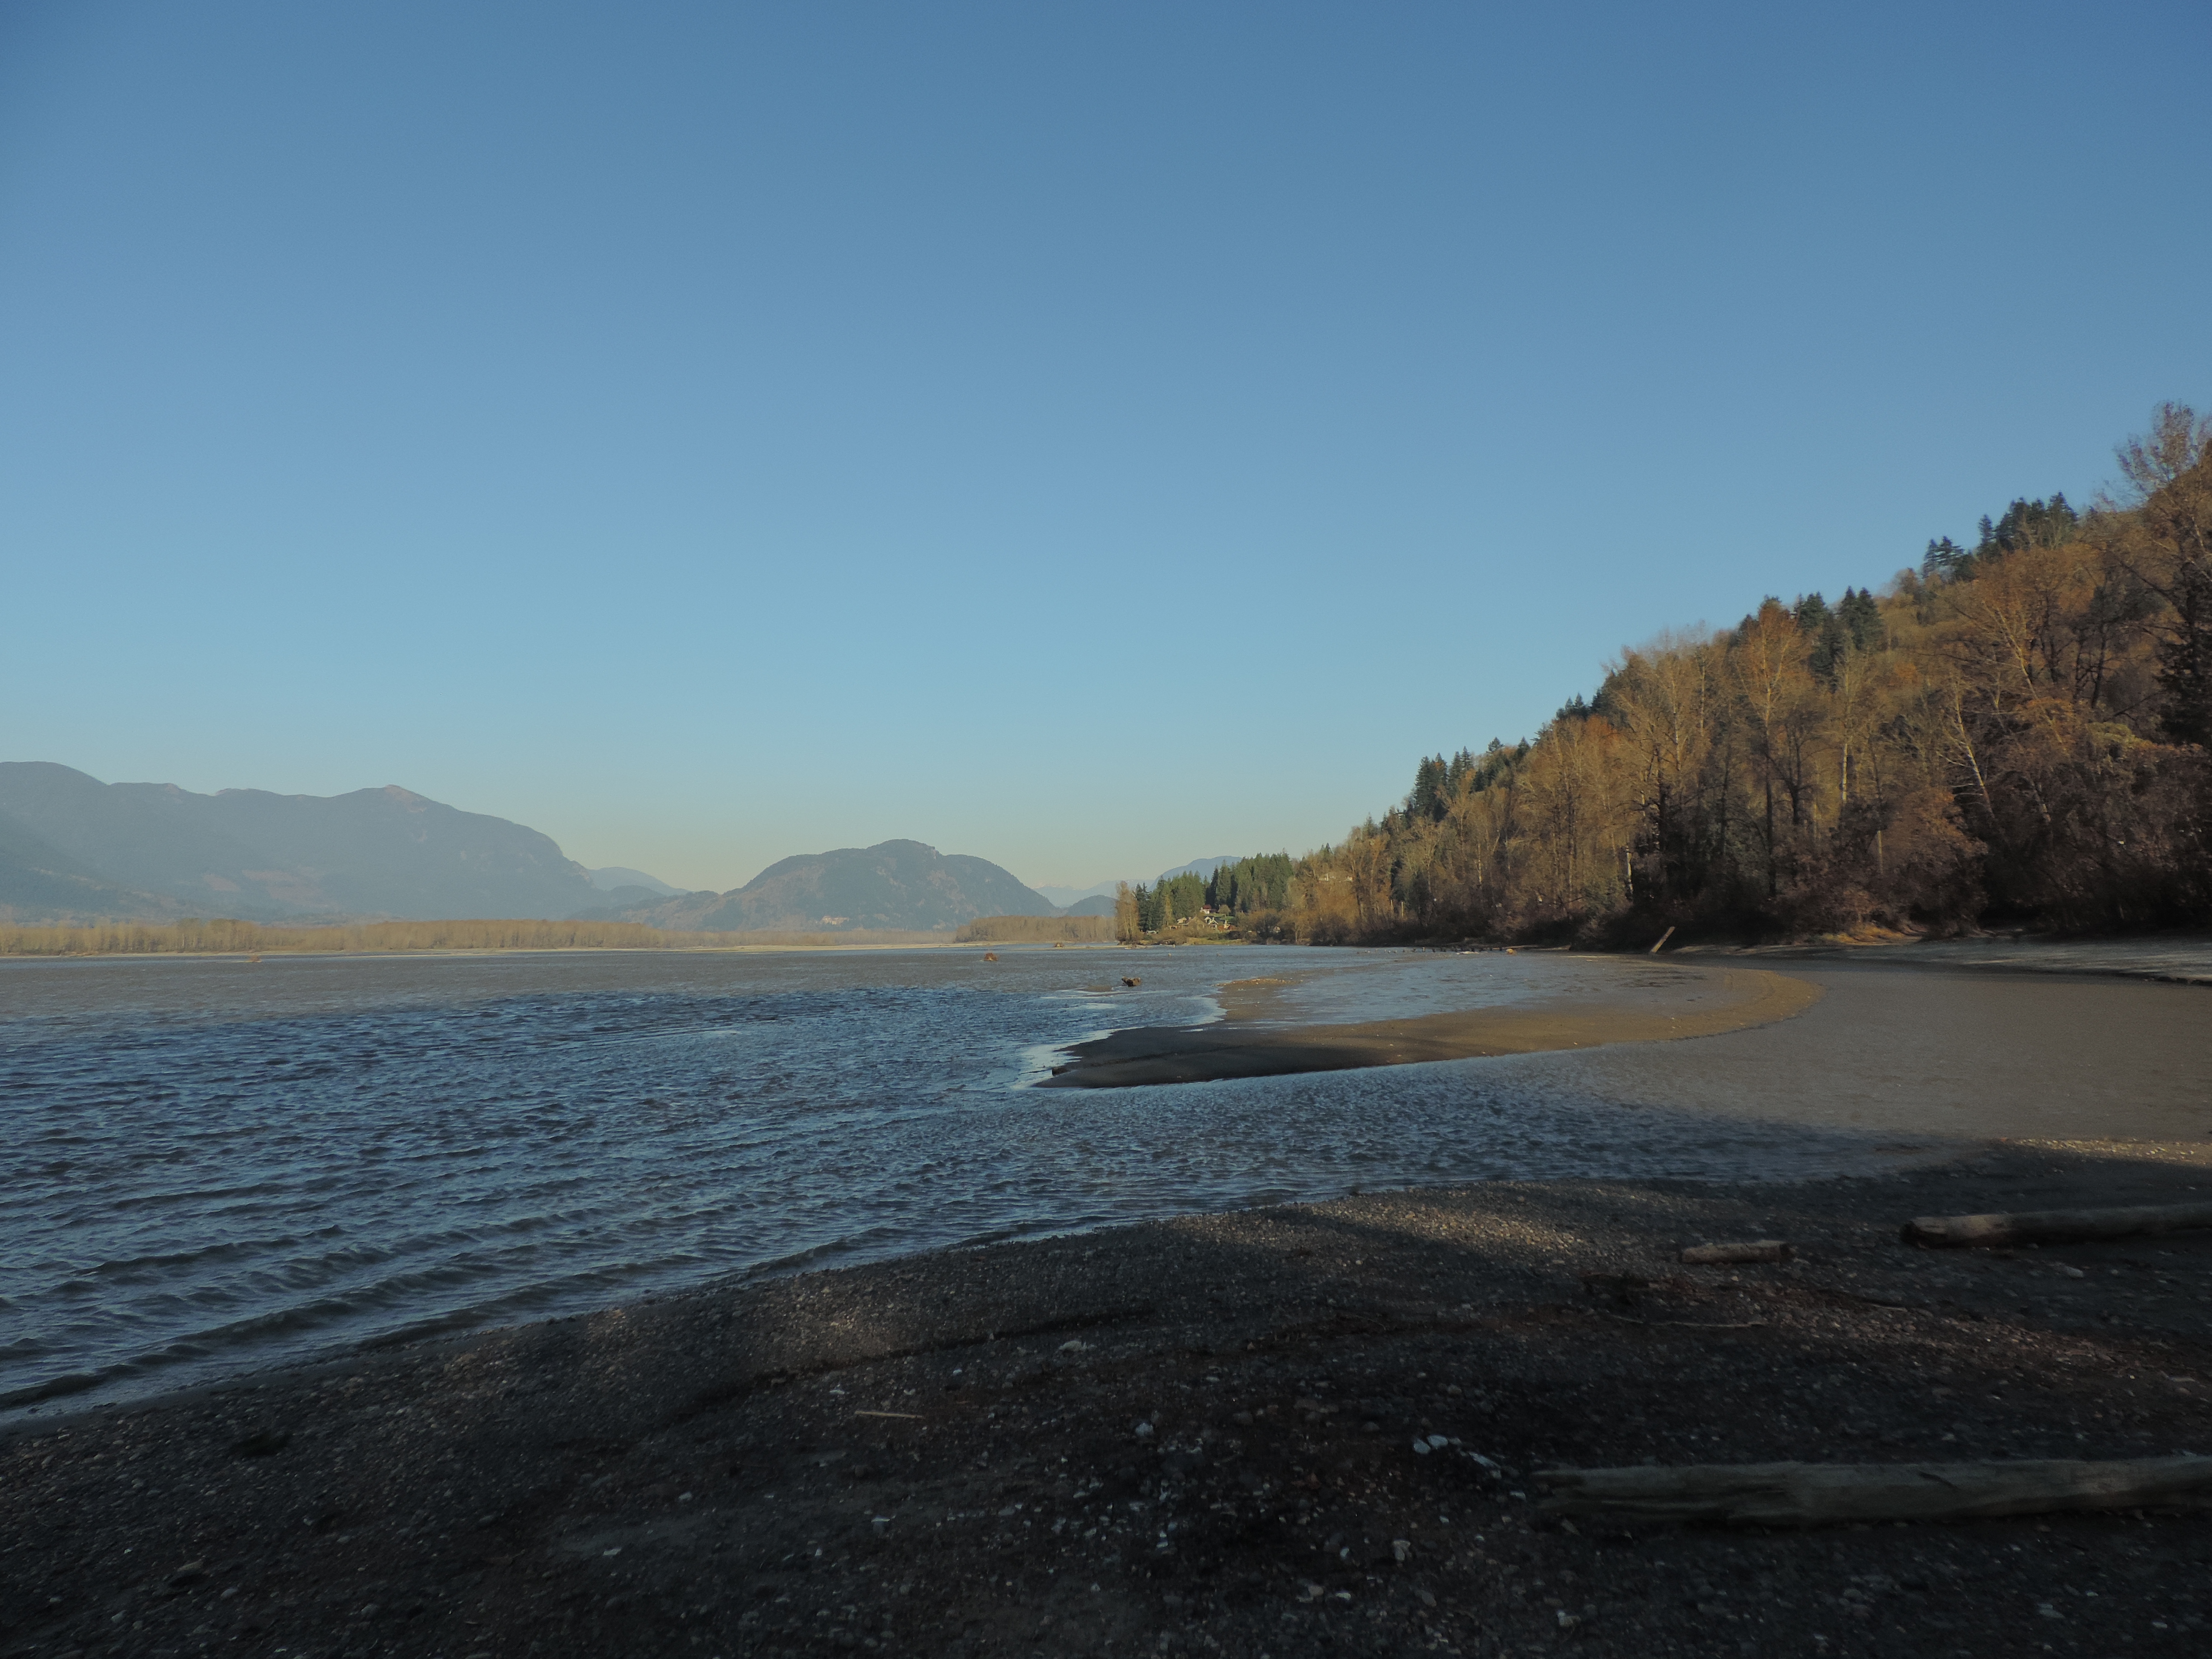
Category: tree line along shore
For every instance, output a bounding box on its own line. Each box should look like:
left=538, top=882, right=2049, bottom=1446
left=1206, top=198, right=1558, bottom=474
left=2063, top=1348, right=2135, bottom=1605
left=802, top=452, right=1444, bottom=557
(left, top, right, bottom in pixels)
left=1122, top=405, right=2212, bottom=948
left=9, top=408, right=2204, bottom=961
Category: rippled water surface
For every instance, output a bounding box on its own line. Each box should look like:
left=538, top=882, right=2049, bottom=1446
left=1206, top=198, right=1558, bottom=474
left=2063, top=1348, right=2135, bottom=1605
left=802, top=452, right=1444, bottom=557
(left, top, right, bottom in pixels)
left=5, top=944, right=2203, bottom=1417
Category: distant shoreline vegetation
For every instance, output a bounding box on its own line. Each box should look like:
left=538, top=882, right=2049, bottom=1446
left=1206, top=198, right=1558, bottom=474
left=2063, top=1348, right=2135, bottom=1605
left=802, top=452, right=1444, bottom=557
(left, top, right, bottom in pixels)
left=1113, top=856, right=1296, bottom=943
left=951, top=914, right=1117, bottom=943
left=0, top=919, right=970, bottom=957
left=1119, top=407, right=2212, bottom=949
left=12, top=411, right=2201, bottom=961
left=1307, top=408, right=2212, bottom=945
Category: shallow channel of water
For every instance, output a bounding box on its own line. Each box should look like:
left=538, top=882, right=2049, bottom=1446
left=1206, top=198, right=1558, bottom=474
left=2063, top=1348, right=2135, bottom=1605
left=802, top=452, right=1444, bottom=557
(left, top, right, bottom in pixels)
left=2, top=943, right=2203, bottom=1418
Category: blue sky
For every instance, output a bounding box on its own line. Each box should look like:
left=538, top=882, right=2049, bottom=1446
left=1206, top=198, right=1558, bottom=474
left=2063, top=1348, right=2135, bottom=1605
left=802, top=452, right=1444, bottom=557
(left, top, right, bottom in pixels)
left=4, top=2, right=2207, bottom=893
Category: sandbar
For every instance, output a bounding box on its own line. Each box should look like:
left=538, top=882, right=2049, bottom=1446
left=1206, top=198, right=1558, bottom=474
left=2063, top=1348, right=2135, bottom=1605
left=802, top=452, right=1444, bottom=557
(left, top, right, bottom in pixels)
left=1040, top=961, right=1824, bottom=1086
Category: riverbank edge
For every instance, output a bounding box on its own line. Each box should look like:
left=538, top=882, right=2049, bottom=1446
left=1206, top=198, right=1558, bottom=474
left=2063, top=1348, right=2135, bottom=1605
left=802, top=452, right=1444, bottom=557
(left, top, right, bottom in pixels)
left=1040, top=964, right=1823, bottom=1087
left=6, top=1140, right=2211, bottom=1659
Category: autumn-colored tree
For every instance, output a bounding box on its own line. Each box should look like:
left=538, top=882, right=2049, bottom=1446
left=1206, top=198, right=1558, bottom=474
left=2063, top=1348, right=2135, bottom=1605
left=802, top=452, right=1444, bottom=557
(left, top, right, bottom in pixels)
left=1271, top=406, right=2212, bottom=945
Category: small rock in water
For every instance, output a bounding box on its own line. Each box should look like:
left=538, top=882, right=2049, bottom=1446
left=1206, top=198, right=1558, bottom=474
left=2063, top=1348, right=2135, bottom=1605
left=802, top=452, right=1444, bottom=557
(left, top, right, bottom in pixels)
left=1058, top=1339, right=1089, bottom=1354
left=676, top=1491, right=694, bottom=1503
left=169, top=1561, right=207, bottom=1586
left=1392, top=1539, right=1412, bottom=1562
left=1133, top=1420, right=1154, bottom=1440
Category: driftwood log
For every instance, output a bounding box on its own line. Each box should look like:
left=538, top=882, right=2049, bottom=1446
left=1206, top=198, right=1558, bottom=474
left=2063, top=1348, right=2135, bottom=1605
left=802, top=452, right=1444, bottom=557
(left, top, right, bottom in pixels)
left=1681, top=1240, right=1791, bottom=1265
left=1539, top=1456, right=2212, bottom=1526
left=1902, top=1200, right=2212, bottom=1249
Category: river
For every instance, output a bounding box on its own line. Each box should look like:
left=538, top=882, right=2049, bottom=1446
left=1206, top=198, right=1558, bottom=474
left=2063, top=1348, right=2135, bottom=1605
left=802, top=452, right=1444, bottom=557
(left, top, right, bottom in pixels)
left=3, top=941, right=2205, bottom=1418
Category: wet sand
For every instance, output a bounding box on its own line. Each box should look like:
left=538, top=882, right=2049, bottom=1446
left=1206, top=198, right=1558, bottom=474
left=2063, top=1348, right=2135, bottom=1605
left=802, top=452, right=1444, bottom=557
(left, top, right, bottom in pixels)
left=1041, top=963, right=1824, bottom=1087
left=1721, top=932, right=2212, bottom=987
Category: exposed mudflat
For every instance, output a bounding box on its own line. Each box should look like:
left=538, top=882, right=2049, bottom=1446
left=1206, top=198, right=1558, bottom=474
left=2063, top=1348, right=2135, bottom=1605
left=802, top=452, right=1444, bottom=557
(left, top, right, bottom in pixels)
left=1721, top=933, right=2212, bottom=987
left=1040, top=965, right=1822, bottom=1087
left=6, top=1140, right=2211, bottom=1659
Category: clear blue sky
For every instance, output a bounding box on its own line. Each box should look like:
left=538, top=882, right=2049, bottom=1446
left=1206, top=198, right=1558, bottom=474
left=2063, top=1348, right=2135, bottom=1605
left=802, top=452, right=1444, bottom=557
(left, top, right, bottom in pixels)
left=5, top=2, right=2207, bottom=893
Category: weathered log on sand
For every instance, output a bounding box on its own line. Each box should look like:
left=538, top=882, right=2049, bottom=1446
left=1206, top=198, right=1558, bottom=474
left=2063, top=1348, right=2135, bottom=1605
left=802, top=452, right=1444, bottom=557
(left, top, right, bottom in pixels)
left=1681, top=1240, right=1791, bottom=1265
left=1902, top=1200, right=2212, bottom=1249
left=1538, top=1456, right=2212, bottom=1526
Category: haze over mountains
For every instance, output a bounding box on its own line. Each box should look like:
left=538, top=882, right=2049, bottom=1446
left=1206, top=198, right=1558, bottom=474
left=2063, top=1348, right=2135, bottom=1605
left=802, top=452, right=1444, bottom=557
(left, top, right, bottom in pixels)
left=1030, top=880, right=1121, bottom=909
left=585, top=840, right=1058, bottom=933
left=587, top=866, right=684, bottom=896
left=0, top=763, right=601, bottom=923
left=1034, top=858, right=1240, bottom=910
left=0, top=764, right=1131, bottom=933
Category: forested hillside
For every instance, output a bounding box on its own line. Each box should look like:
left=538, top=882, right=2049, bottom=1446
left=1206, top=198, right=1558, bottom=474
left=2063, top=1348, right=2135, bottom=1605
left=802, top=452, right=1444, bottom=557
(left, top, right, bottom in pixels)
left=1259, top=405, right=2212, bottom=945
left=1119, top=855, right=1296, bottom=937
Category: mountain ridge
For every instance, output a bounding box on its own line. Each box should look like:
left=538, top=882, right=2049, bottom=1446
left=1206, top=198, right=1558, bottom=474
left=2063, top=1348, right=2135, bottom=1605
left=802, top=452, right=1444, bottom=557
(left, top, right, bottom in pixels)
left=588, top=865, right=684, bottom=896
left=596, top=839, right=1055, bottom=933
left=0, top=765, right=1065, bottom=933
left=0, top=764, right=610, bottom=923
left=1034, top=858, right=1240, bottom=908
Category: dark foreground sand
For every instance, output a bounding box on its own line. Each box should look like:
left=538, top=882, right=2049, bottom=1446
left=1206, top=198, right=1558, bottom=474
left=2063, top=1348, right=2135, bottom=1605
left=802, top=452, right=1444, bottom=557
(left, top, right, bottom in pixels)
left=6, top=1139, right=2211, bottom=1659
left=1041, top=966, right=1822, bottom=1087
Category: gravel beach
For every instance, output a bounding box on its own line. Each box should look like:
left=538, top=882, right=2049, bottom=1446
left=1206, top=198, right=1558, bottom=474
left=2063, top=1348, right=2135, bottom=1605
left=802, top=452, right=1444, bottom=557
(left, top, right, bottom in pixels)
left=6, top=1137, right=2211, bottom=1659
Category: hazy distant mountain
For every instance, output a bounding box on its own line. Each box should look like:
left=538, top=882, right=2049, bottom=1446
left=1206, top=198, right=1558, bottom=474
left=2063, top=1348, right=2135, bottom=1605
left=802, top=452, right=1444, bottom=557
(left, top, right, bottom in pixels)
left=1032, top=880, right=1121, bottom=908
left=0, top=762, right=600, bottom=922
left=0, top=809, right=186, bottom=923
left=1032, top=860, right=1238, bottom=911
left=1157, top=856, right=1239, bottom=883
left=611, top=839, right=1054, bottom=933
left=587, top=866, right=684, bottom=896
